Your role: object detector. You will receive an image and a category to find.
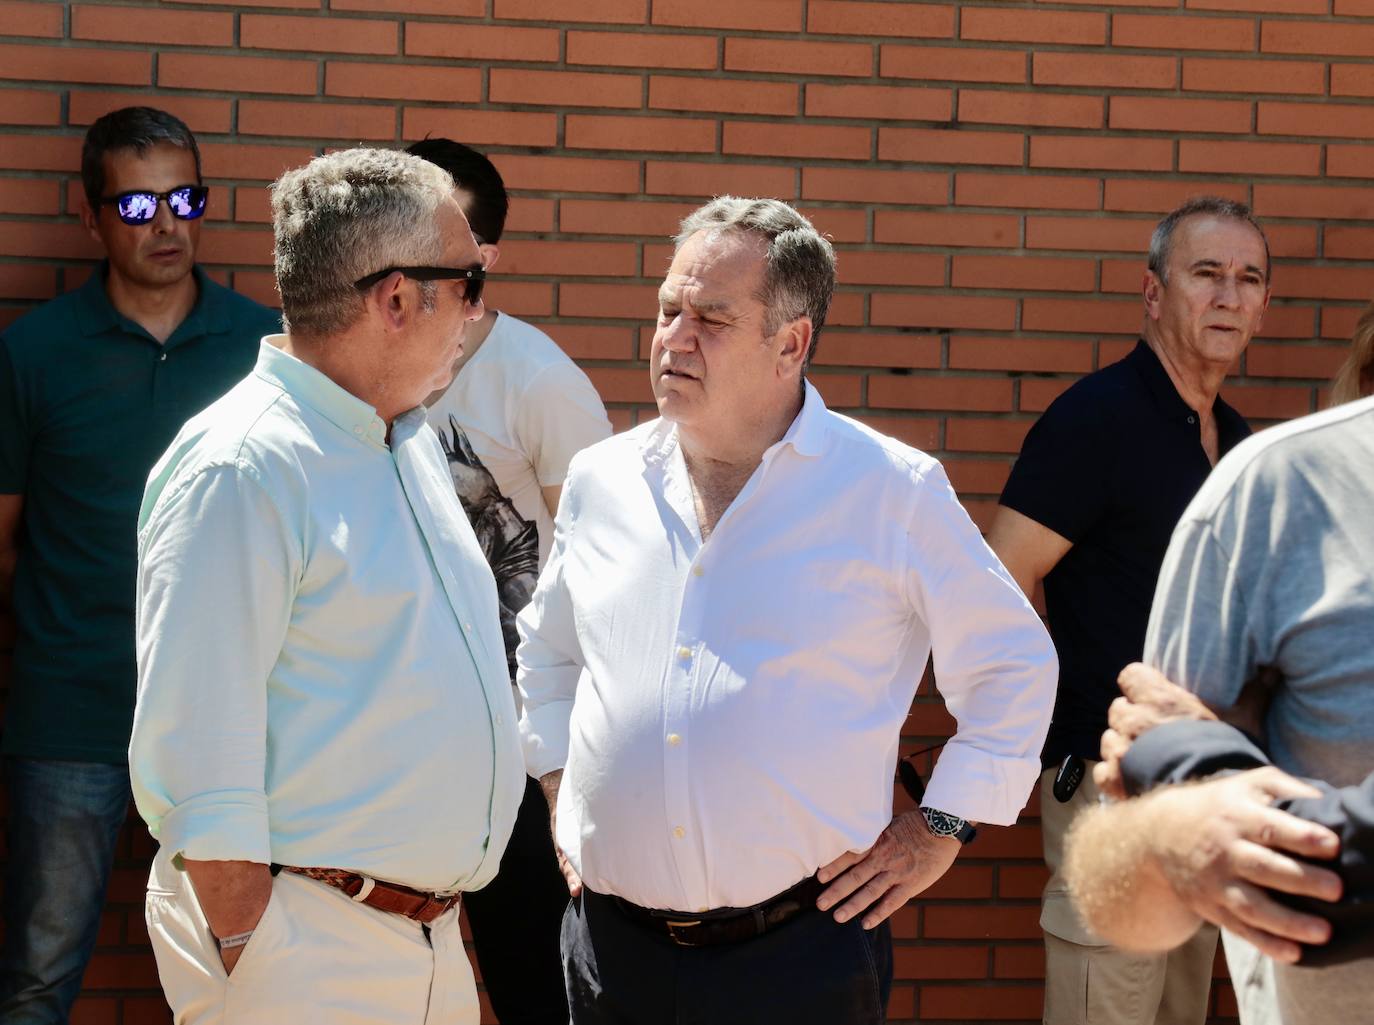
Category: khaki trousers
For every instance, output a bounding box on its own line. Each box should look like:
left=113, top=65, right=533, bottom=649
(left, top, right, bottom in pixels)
left=145, top=850, right=479, bottom=1025
left=1040, top=764, right=1218, bottom=1025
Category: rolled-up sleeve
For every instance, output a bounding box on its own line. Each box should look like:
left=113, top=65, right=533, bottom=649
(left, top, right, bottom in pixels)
left=904, top=462, right=1058, bottom=825
left=130, top=461, right=298, bottom=864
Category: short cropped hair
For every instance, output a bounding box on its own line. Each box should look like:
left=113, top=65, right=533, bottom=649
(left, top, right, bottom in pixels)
left=405, top=138, right=508, bottom=245
left=81, top=106, right=201, bottom=207
left=675, top=197, right=836, bottom=367
left=270, top=148, right=453, bottom=337
left=1148, top=196, right=1271, bottom=286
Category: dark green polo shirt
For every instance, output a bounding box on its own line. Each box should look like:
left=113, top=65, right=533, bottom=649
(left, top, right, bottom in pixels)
left=0, top=266, right=280, bottom=763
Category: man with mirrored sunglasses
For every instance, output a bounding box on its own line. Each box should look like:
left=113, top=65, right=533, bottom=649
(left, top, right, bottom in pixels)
left=0, top=106, right=279, bottom=1024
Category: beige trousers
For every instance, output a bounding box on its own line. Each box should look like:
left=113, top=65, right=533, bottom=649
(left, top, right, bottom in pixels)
left=1040, top=764, right=1218, bottom=1025
left=145, top=850, right=479, bottom=1025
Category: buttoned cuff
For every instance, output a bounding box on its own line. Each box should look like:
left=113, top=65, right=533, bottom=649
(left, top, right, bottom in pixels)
left=158, top=790, right=273, bottom=866
left=519, top=702, right=572, bottom=779
left=921, top=743, right=1041, bottom=826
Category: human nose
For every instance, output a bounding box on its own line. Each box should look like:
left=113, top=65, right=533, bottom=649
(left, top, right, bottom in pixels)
left=149, top=196, right=176, bottom=234
left=657, top=312, right=696, bottom=352
left=464, top=295, right=483, bottom=322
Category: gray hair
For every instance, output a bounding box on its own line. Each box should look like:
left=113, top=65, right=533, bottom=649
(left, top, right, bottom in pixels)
left=675, top=197, right=836, bottom=367
left=271, top=148, right=453, bottom=337
left=1147, top=196, right=1271, bottom=286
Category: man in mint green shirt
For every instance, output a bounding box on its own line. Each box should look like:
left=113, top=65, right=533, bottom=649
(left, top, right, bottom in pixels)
left=0, top=107, right=278, bottom=1024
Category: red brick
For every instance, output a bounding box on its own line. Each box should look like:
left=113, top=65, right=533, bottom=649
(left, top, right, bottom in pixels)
left=1325, top=225, right=1374, bottom=259
left=723, top=121, right=869, bottom=160
left=0, top=88, right=61, bottom=126
left=199, top=142, right=315, bottom=181
left=0, top=219, right=106, bottom=260
left=0, top=43, right=149, bottom=85
left=326, top=62, right=480, bottom=103
left=962, top=90, right=1103, bottom=130
left=68, top=997, right=117, bottom=1025
left=1103, top=178, right=1248, bottom=213
left=241, top=14, right=397, bottom=55
left=1023, top=297, right=1142, bottom=334
left=560, top=282, right=659, bottom=320
left=1254, top=304, right=1319, bottom=339
left=999, top=862, right=1051, bottom=898
left=159, top=53, right=317, bottom=96
left=487, top=281, right=555, bottom=318
left=233, top=186, right=272, bottom=224
left=1328, top=144, right=1374, bottom=179
left=879, top=128, right=1023, bottom=167
left=653, top=0, right=800, bottom=30
left=568, top=31, right=717, bottom=70
left=1332, top=63, right=1374, bottom=98
left=921, top=983, right=1044, bottom=1017
left=1191, top=0, right=1326, bottom=11
left=163, top=0, right=314, bottom=6
left=1253, top=183, right=1374, bottom=220
left=871, top=295, right=1017, bottom=333
left=1030, top=136, right=1173, bottom=173
left=334, top=0, right=480, bottom=11
left=542, top=323, right=637, bottom=361
left=404, top=22, right=560, bottom=62
left=945, top=458, right=1012, bottom=496
left=1110, top=96, right=1251, bottom=134
left=806, top=83, right=950, bottom=122
left=1034, top=51, right=1176, bottom=89
left=875, top=211, right=1020, bottom=248
left=995, top=944, right=1046, bottom=978
left=814, top=332, right=942, bottom=369
left=498, top=240, right=638, bottom=278
left=239, top=99, right=394, bottom=140
left=403, top=108, right=558, bottom=148
left=650, top=76, right=797, bottom=116
left=1335, top=0, right=1374, bottom=11
left=953, top=255, right=1096, bottom=293
left=809, top=372, right=863, bottom=407
left=198, top=228, right=273, bottom=266
left=808, top=1, right=954, bottom=38
left=69, top=92, right=231, bottom=134
left=1182, top=57, right=1325, bottom=95
left=1322, top=304, right=1368, bottom=340
left=81, top=952, right=162, bottom=990
left=955, top=173, right=1098, bottom=212
left=584, top=365, right=654, bottom=402
left=1246, top=342, right=1349, bottom=379
left=490, top=69, right=642, bottom=109
left=962, top=7, right=1105, bottom=44
left=804, top=167, right=947, bottom=206
left=881, top=44, right=1026, bottom=84
left=645, top=161, right=796, bottom=199
left=946, top=417, right=1032, bottom=454
left=836, top=251, right=945, bottom=287
left=1224, top=384, right=1314, bottom=419
left=798, top=208, right=866, bottom=244
left=951, top=336, right=1093, bottom=372
left=0, top=179, right=57, bottom=215
left=870, top=373, right=1014, bottom=411
left=72, top=5, right=231, bottom=45
left=1178, top=139, right=1319, bottom=176
left=1019, top=376, right=1076, bottom=411
left=1262, top=19, right=1374, bottom=57
left=494, top=0, right=645, bottom=22
left=724, top=37, right=872, bottom=77
left=0, top=1, right=63, bottom=37
left=496, top=155, right=640, bottom=194
left=853, top=414, right=941, bottom=449
left=566, top=114, right=715, bottom=154
left=558, top=199, right=695, bottom=236
left=1258, top=100, right=1374, bottom=139
left=1115, top=13, right=1256, bottom=49
left=1269, top=265, right=1374, bottom=301
left=1101, top=258, right=1149, bottom=294
left=924, top=863, right=997, bottom=900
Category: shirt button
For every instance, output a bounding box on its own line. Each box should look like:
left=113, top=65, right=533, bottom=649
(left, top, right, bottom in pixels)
left=691, top=565, right=704, bottom=577
left=1187, top=415, right=1196, bottom=424
left=353, top=426, right=363, bottom=435
left=158, top=352, right=167, bottom=362
left=673, top=826, right=685, bottom=839
left=667, top=733, right=681, bottom=746
left=494, top=714, right=504, bottom=726
left=677, top=646, right=692, bottom=661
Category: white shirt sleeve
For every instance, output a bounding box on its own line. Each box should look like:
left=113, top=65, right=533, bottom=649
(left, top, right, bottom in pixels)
left=903, top=462, right=1058, bottom=826
left=514, top=362, right=612, bottom=489
left=130, top=462, right=299, bottom=865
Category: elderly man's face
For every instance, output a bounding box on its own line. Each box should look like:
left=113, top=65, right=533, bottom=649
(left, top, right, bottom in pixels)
left=403, top=198, right=485, bottom=399
left=651, top=229, right=791, bottom=439
left=1146, top=214, right=1270, bottom=370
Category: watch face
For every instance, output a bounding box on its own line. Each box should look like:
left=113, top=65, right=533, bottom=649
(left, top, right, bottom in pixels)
left=922, top=807, right=967, bottom=836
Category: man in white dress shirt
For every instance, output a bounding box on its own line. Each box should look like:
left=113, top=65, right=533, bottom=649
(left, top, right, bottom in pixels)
left=130, top=148, right=524, bottom=1025
left=517, top=197, right=1058, bottom=1024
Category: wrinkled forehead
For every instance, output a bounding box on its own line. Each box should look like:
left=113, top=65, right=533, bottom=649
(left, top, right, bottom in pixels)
left=1170, top=214, right=1268, bottom=272
left=661, top=229, right=766, bottom=301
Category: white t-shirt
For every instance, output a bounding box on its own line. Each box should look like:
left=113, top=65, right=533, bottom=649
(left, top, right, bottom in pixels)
left=427, top=312, right=611, bottom=678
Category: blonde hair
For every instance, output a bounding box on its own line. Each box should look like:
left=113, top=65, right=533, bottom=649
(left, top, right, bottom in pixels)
left=1329, top=301, right=1374, bottom=408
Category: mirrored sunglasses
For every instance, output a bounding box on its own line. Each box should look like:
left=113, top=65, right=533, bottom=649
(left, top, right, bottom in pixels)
left=99, top=185, right=209, bottom=226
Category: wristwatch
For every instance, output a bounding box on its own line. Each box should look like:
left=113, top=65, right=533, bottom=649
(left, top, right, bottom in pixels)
left=920, top=806, right=978, bottom=845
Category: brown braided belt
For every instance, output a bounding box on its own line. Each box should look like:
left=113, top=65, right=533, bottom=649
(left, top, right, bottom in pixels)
left=277, top=865, right=460, bottom=925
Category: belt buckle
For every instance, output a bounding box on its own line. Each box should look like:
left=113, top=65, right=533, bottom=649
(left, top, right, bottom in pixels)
left=663, top=919, right=702, bottom=946
left=349, top=875, right=377, bottom=902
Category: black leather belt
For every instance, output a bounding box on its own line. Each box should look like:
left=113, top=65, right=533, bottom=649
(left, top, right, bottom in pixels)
left=609, top=875, right=824, bottom=947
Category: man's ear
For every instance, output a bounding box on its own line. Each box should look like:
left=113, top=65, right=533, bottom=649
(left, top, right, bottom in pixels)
left=479, top=242, right=500, bottom=272
left=80, top=198, right=103, bottom=248
left=1142, top=271, right=1164, bottom=322
left=365, top=271, right=412, bottom=332
left=776, top=316, right=812, bottom=378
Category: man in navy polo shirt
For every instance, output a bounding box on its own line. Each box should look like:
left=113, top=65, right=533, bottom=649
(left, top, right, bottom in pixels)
left=0, top=107, right=278, bottom=1022
left=986, top=196, right=1271, bottom=1025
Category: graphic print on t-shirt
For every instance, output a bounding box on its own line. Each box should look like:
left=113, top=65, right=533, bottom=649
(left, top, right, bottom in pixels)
left=438, top=415, right=539, bottom=679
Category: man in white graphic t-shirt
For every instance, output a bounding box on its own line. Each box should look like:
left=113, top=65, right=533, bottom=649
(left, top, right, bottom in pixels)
left=408, top=137, right=611, bottom=1025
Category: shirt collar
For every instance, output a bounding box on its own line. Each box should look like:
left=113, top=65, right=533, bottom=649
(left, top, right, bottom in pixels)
left=1128, top=339, right=1249, bottom=454
left=643, top=379, right=831, bottom=468
left=72, top=263, right=229, bottom=347
left=253, top=336, right=390, bottom=448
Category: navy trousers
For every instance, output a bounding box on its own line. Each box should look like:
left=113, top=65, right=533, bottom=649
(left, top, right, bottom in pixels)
left=564, top=888, right=892, bottom=1025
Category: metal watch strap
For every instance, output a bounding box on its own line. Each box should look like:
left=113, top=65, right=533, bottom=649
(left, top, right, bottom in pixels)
left=920, top=806, right=978, bottom=845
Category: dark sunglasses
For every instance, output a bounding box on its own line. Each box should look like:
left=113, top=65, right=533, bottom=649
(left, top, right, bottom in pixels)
left=98, top=185, right=209, bottom=226
left=353, top=265, right=486, bottom=308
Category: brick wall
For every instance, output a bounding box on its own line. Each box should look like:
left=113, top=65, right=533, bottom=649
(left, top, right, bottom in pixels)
left=2, top=0, right=1372, bottom=1021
